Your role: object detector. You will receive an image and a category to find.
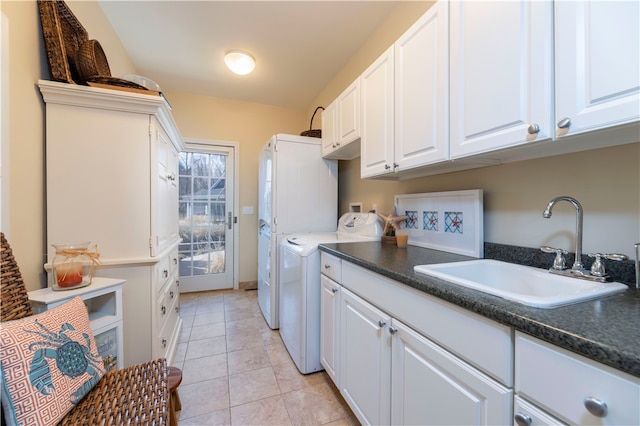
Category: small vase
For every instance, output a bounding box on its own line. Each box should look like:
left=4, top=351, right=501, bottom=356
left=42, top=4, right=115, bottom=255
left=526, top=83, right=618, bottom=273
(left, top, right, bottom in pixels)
left=50, top=242, right=99, bottom=291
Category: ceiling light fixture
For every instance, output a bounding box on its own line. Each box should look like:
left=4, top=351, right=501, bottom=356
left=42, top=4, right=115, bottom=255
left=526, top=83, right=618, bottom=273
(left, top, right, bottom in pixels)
left=224, top=50, right=255, bottom=75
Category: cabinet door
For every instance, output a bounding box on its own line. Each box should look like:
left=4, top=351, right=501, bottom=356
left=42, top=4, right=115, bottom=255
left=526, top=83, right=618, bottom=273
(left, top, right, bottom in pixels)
left=321, top=101, right=337, bottom=157
left=340, top=288, right=392, bottom=425
left=360, top=45, right=395, bottom=178
left=167, top=144, right=179, bottom=245
left=320, top=275, right=340, bottom=386
left=450, top=0, right=552, bottom=158
left=337, top=79, right=360, bottom=145
left=152, top=118, right=170, bottom=256
left=555, top=1, right=640, bottom=137
left=391, top=319, right=512, bottom=425
left=394, top=0, right=449, bottom=170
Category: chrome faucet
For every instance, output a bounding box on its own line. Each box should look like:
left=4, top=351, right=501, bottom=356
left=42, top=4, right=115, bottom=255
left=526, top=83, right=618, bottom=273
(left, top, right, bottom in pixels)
left=543, top=196, right=584, bottom=271
left=541, top=196, right=628, bottom=283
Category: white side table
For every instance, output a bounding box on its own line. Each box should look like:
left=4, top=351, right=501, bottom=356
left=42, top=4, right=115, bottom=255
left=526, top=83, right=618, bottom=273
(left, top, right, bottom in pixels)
left=28, top=277, right=125, bottom=371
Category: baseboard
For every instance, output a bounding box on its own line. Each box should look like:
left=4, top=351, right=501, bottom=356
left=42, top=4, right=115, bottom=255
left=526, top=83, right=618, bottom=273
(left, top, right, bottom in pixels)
left=239, top=280, right=257, bottom=290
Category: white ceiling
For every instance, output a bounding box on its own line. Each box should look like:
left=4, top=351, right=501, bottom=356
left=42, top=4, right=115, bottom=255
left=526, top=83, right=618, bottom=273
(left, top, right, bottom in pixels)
left=98, top=1, right=402, bottom=109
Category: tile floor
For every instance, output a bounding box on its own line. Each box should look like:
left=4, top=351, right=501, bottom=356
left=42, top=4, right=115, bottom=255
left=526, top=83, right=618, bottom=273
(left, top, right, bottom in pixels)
left=172, top=288, right=359, bottom=425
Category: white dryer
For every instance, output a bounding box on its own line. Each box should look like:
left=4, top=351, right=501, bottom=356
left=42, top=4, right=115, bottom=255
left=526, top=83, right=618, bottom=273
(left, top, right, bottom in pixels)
left=279, top=212, right=383, bottom=374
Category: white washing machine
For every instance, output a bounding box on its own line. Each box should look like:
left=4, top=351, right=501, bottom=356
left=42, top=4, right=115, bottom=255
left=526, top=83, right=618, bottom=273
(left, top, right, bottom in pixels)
left=279, top=212, right=383, bottom=374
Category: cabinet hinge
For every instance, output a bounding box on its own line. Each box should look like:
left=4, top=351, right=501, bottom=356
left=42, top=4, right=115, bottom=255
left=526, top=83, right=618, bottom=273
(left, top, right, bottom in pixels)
left=149, top=237, right=153, bottom=248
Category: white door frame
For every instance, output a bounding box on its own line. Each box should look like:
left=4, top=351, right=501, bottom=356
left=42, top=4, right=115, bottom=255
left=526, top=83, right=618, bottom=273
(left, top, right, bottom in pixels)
left=182, top=138, right=239, bottom=290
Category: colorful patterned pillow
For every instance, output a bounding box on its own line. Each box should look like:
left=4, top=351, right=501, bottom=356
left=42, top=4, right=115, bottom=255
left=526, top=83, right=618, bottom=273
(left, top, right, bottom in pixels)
left=0, top=296, right=106, bottom=426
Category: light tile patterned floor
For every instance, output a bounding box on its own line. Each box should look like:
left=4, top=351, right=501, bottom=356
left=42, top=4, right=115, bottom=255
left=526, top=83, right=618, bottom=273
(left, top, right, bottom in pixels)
left=172, top=289, right=359, bottom=425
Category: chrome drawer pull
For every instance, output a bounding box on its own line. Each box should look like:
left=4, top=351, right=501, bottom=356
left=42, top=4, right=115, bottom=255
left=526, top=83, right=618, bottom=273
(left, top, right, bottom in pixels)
left=514, top=413, right=532, bottom=426
left=584, top=397, right=608, bottom=417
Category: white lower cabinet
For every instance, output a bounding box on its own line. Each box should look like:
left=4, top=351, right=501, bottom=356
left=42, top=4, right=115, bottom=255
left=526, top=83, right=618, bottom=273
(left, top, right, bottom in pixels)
left=391, top=319, right=511, bottom=426
left=340, top=288, right=392, bottom=425
left=320, top=274, right=340, bottom=386
left=322, top=256, right=640, bottom=426
left=335, top=275, right=512, bottom=426
left=515, top=332, right=640, bottom=425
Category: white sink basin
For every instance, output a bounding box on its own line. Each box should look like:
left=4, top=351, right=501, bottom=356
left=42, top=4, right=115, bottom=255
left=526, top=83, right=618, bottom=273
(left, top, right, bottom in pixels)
left=414, top=259, right=627, bottom=308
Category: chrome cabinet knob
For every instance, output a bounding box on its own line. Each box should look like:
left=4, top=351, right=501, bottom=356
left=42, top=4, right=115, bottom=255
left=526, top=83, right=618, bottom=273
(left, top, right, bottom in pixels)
left=388, top=326, right=398, bottom=335
left=527, top=124, right=540, bottom=134
left=377, top=320, right=386, bottom=328
left=324, top=264, right=331, bottom=269
left=557, top=117, right=572, bottom=129
left=514, top=412, right=532, bottom=426
left=384, top=164, right=391, bottom=170
left=584, top=397, right=608, bottom=418
left=332, top=287, right=339, bottom=293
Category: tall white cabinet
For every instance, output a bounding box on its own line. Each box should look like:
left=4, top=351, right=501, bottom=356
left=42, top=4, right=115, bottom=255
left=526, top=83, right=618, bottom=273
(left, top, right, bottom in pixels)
left=39, top=80, right=184, bottom=367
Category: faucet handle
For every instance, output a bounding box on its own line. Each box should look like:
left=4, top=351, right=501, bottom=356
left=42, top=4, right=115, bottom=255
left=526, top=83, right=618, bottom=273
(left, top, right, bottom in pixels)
left=541, top=246, right=568, bottom=270
left=588, top=253, right=628, bottom=277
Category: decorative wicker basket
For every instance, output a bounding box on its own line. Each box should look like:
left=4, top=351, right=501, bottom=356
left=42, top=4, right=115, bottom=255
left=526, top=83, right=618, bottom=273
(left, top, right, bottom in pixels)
left=38, top=0, right=88, bottom=84
left=37, top=0, right=152, bottom=95
left=300, top=106, right=325, bottom=138
left=75, top=39, right=111, bottom=82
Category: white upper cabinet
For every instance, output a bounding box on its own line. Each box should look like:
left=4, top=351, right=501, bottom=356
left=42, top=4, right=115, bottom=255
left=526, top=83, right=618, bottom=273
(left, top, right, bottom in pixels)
left=360, top=45, right=395, bottom=178
left=554, top=1, right=640, bottom=137
left=450, top=0, right=553, bottom=159
left=394, top=1, right=449, bottom=170
left=322, top=79, right=361, bottom=160
left=321, top=101, right=337, bottom=155
left=361, top=1, right=449, bottom=178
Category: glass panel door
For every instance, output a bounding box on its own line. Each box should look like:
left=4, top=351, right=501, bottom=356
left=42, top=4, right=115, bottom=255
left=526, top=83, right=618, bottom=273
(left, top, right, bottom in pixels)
left=178, top=146, right=234, bottom=291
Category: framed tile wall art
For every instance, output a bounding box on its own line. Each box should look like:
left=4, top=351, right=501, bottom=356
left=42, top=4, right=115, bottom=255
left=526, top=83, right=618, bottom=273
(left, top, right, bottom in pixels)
left=394, top=190, right=483, bottom=257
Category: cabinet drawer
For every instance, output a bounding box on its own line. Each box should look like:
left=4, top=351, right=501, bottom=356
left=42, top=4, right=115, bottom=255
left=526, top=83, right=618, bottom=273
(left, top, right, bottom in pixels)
left=155, top=291, right=168, bottom=329
left=514, top=396, right=566, bottom=426
left=158, top=296, right=180, bottom=360
left=166, top=277, right=179, bottom=307
left=169, top=246, right=179, bottom=275
left=154, top=255, right=171, bottom=293
left=515, top=332, right=640, bottom=425
left=156, top=277, right=179, bottom=329
left=320, top=252, right=342, bottom=283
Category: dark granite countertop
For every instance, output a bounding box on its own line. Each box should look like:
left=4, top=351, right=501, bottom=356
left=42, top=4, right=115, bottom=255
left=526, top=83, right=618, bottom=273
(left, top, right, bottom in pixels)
left=319, top=241, right=640, bottom=378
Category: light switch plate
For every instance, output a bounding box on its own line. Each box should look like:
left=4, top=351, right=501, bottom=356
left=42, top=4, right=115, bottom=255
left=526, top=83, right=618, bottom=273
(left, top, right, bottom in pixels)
left=242, top=206, right=255, bottom=215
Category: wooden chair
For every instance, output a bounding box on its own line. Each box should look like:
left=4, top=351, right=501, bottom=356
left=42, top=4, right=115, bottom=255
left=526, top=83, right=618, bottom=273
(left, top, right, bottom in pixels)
left=1, top=232, right=176, bottom=425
